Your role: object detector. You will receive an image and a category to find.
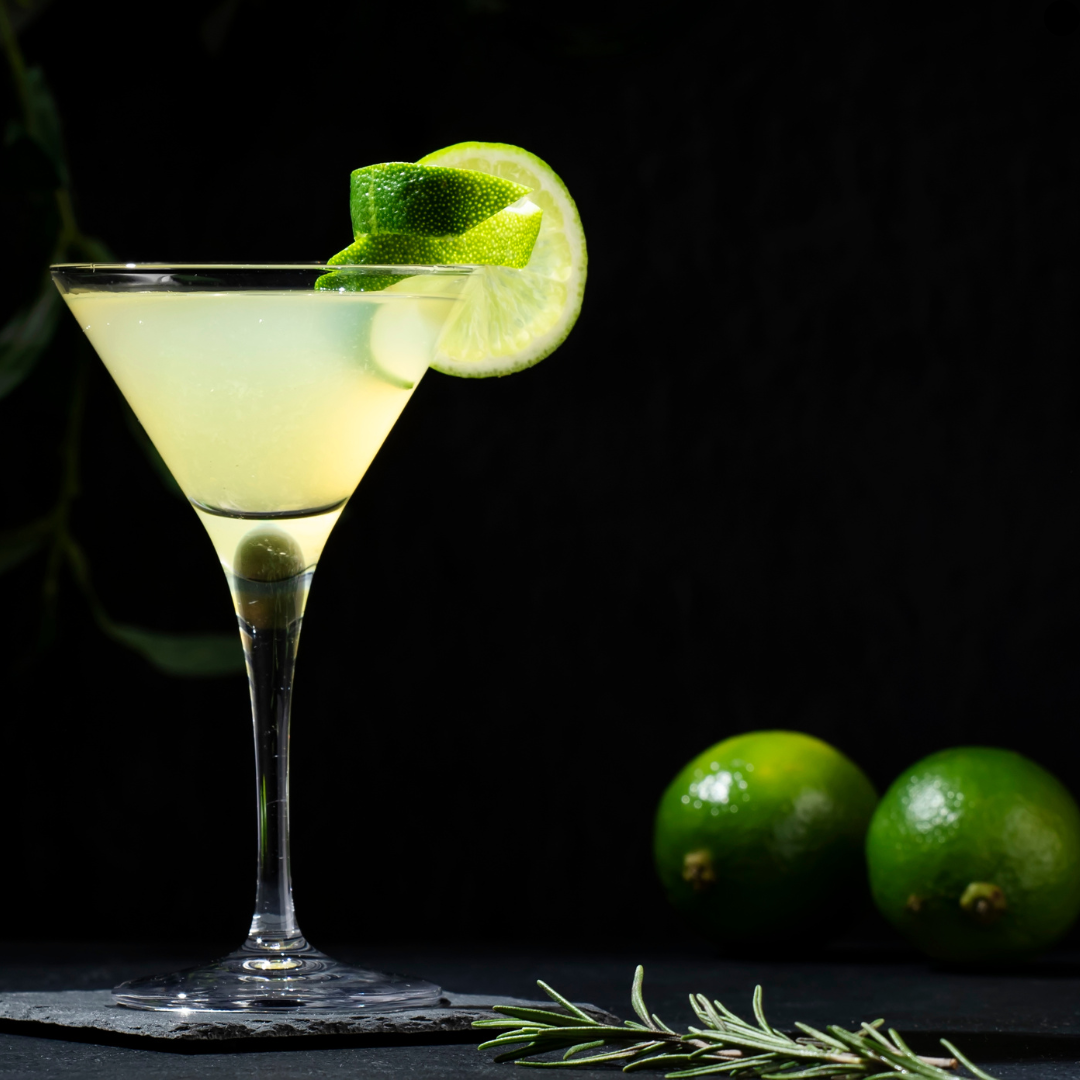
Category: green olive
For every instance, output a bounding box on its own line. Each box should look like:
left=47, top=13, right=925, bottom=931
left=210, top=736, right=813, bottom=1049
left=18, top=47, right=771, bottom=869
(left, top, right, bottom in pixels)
left=234, top=527, right=305, bottom=583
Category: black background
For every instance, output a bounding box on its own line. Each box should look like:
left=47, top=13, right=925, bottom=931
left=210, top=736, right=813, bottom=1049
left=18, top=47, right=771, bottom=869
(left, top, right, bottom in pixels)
left=2, top=0, right=1080, bottom=954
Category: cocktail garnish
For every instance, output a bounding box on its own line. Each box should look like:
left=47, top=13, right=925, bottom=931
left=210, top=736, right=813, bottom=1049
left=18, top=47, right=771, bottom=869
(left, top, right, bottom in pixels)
left=319, top=142, right=587, bottom=377
left=235, top=527, right=305, bottom=582
left=318, top=161, right=541, bottom=289
left=233, top=526, right=307, bottom=630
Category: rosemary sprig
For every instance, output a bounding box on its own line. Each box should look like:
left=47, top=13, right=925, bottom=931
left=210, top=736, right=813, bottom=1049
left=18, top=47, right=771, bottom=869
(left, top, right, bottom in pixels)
left=474, top=966, right=1001, bottom=1079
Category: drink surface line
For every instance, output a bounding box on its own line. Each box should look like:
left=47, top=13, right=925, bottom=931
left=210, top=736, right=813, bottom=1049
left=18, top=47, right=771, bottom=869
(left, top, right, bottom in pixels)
left=191, top=498, right=348, bottom=521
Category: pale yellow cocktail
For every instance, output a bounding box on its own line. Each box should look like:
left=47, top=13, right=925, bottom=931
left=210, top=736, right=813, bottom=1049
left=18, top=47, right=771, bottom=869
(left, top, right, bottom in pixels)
left=66, top=287, right=456, bottom=571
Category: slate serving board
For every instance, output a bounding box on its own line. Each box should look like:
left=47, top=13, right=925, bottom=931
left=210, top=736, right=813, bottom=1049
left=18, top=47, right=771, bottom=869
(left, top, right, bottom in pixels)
left=0, top=989, right=616, bottom=1044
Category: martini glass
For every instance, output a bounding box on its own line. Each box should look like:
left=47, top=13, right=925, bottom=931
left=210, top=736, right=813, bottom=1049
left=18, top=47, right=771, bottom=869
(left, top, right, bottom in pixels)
left=50, top=263, right=472, bottom=1011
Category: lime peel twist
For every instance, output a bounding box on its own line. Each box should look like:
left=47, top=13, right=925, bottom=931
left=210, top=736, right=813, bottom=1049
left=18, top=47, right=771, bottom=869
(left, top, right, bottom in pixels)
left=349, top=162, right=530, bottom=238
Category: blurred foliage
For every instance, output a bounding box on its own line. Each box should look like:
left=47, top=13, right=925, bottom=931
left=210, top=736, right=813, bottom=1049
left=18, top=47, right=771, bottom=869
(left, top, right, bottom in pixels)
left=0, top=0, right=243, bottom=676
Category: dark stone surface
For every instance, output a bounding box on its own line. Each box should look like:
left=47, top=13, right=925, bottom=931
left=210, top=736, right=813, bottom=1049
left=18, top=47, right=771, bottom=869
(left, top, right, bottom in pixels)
left=0, top=944, right=1077, bottom=1077
left=0, top=1035, right=1071, bottom=1080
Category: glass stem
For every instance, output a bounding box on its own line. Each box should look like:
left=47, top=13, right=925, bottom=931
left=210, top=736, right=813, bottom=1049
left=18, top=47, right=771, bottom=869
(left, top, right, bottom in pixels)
left=231, top=565, right=313, bottom=953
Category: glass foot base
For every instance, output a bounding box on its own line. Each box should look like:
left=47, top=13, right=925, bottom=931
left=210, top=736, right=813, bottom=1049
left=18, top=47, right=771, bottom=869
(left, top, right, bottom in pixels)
left=113, top=942, right=443, bottom=1011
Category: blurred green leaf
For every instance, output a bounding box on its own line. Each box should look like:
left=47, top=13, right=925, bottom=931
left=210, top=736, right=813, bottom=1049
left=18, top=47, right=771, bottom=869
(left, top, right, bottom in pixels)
left=22, top=65, right=68, bottom=186
left=102, top=622, right=245, bottom=677
left=0, top=46, right=234, bottom=678
left=64, top=537, right=244, bottom=677
left=119, top=396, right=185, bottom=499
left=0, top=516, right=52, bottom=574
left=0, top=277, right=62, bottom=399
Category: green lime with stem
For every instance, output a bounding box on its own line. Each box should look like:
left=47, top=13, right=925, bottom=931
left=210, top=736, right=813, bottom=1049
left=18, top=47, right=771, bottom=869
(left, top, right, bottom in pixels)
left=867, top=746, right=1080, bottom=962
left=654, top=731, right=878, bottom=946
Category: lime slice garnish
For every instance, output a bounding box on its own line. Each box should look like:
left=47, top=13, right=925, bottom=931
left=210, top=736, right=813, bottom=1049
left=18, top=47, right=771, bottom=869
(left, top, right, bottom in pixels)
left=368, top=285, right=462, bottom=390
left=416, top=142, right=587, bottom=377
left=351, top=162, right=529, bottom=237
left=308, top=276, right=441, bottom=390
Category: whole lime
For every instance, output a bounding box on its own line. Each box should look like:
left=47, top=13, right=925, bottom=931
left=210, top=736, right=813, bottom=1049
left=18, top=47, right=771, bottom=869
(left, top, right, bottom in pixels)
left=866, top=747, right=1080, bottom=963
left=654, top=731, right=878, bottom=945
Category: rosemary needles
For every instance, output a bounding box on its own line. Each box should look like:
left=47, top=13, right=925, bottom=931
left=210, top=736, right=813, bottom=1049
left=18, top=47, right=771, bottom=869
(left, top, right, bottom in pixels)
left=474, top=966, right=1000, bottom=1079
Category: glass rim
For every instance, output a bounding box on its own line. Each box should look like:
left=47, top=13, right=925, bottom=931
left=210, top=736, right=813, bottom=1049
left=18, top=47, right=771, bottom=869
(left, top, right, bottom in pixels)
left=50, top=262, right=476, bottom=273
